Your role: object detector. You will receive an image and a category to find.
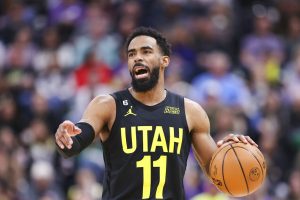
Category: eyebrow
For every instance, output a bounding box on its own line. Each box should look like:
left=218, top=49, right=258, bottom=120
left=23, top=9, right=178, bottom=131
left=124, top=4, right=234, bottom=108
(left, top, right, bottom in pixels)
left=127, top=46, right=153, bottom=54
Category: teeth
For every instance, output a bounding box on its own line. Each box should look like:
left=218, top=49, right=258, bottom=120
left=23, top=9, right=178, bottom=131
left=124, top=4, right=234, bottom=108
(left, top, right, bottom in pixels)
left=136, top=68, right=142, bottom=73
left=134, top=67, right=147, bottom=75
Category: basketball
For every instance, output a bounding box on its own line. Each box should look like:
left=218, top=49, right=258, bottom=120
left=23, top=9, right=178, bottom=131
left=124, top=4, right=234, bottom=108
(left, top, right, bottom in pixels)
left=209, top=142, right=267, bottom=197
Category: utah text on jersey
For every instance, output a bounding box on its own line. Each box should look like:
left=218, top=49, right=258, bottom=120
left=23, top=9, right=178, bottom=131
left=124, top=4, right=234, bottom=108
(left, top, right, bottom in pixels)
left=120, top=126, right=183, bottom=154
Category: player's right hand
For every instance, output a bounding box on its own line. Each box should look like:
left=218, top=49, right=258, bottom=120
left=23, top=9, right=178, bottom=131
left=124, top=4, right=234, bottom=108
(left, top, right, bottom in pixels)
left=55, top=120, right=82, bottom=149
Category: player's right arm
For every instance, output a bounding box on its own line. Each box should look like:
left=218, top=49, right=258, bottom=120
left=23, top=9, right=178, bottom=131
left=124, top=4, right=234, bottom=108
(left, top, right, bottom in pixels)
left=55, top=95, right=115, bottom=158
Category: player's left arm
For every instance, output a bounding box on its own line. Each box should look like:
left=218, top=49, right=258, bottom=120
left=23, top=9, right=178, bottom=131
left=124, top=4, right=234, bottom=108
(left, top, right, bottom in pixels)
left=185, top=98, right=217, bottom=179
left=185, top=98, right=257, bottom=179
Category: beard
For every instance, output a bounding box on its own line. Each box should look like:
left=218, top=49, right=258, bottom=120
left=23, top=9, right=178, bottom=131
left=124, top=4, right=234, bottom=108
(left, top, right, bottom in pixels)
left=130, top=66, right=160, bottom=92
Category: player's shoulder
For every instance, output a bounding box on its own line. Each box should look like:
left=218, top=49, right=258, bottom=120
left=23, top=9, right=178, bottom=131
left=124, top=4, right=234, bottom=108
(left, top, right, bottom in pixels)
left=184, top=97, right=206, bottom=113
left=184, top=98, right=209, bottom=122
left=184, top=97, right=210, bottom=132
left=91, top=94, right=115, bottom=108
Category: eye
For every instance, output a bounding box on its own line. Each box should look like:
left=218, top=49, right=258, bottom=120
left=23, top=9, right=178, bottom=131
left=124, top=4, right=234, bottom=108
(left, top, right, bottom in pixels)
left=144, top=50, right=152, bottom=54
left=128, top=52, right=134, bottom=58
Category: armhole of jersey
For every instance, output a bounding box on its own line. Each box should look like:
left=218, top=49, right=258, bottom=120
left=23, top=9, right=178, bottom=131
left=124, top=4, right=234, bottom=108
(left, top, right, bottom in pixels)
left=181, top=97, right=190, bottom=134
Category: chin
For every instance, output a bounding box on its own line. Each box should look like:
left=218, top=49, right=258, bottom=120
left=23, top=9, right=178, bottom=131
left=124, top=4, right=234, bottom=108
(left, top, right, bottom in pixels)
left=132, top=79, right=156, bottom=92
left=131, top=67, right=160, bottom=92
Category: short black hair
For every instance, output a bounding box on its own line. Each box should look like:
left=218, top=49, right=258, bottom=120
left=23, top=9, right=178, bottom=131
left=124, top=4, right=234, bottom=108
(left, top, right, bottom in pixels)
left=125, top=27, right=171, bottom=56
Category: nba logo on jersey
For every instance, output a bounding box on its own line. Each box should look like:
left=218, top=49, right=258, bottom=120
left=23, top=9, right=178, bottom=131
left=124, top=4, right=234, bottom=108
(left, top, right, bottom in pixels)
left=123, top=100, right=128, bottom=106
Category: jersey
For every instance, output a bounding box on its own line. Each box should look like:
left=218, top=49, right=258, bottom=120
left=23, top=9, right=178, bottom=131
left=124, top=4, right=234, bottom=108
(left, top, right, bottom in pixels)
left=101, top=89, right=192, bottom=200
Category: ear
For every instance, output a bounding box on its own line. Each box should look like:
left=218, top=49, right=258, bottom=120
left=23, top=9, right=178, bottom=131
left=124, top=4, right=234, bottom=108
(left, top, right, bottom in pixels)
left=160, top=56, right=170, bottom=68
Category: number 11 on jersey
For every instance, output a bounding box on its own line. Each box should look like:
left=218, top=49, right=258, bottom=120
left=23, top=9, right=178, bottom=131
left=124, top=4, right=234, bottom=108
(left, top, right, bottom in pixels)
left=136, top=155, right=167, bottom=199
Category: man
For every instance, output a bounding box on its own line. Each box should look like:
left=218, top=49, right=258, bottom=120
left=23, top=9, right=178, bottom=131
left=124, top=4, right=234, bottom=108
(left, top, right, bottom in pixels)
left=55, top=27, right=256, bottom=200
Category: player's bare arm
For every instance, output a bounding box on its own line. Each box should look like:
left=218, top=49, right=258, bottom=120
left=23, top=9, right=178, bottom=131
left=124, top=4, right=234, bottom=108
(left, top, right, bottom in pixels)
left=79, top=94, right=116, bottom=141
left=55, top=95, right=115, bottom=156
left=185, top=98, right=258, bottom=176
left=185, top=98, right=217, bottom=177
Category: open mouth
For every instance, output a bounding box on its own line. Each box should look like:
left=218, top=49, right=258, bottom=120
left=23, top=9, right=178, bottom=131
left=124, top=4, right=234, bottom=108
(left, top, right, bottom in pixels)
left=133, top=66, right=149, bottom=79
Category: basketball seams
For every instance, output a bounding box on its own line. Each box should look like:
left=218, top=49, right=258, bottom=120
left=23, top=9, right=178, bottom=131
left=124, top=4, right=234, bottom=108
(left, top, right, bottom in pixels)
left=251, top=146, right=264, bottom=161
left=209, top=142, right=232, bottom=173
left=253, top=148, right=266, bottom=174
left=222, top=147, right=234, bottom=196
left=230, top=144, right=250, bottom=194
left=232, top=145, right=265, bottom=185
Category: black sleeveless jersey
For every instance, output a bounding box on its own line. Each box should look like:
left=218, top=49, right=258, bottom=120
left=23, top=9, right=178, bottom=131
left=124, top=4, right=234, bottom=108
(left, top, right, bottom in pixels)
left=101, top=89, right=192, bottom=200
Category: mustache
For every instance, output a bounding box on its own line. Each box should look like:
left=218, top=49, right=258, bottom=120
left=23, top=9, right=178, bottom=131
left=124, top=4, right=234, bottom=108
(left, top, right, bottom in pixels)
left=133, top=63, right=148, bottom=69
left=132, top=63, right=150, bottom=75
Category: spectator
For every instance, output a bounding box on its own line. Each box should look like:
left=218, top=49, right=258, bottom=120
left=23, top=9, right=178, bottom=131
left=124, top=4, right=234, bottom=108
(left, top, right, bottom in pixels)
left=282, top=45, right=300, bottom=105
left=21, top=118, right=56, bottom=163
left=0, top=1, right=32, bottom=45
left=5, top=26, right=35, bottom=70
left=284, top=15, right=300, bottom=60
left=0, top=95, right=24, bottom=133
left=190, top=51, right=252, bottom=115
left=287, top=169, right=300, bottom=200
left=24, top=160, right=63, bottom=200
left=67, top=167, right=103, bottom=200
left=73, top=4, right=119, bottom=68
left=241, top=13, right=285, bottom=67
left=35, top=52, right=74, bottom=118
left=48, top=0, right=84, bottom=42
left=33, top=26, right=75, bottom=73
left=240, top=12, right=285, bottom=85
left=74, top=49, right=113, bottom=89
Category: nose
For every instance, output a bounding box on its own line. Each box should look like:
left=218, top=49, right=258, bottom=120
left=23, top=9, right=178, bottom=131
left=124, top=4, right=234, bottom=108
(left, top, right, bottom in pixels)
left=134, top=53, right=143, bottom=63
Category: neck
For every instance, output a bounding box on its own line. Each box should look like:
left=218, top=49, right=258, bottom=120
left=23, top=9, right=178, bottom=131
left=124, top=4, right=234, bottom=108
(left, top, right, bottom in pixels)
left=129, top=77, right=166, bottom=106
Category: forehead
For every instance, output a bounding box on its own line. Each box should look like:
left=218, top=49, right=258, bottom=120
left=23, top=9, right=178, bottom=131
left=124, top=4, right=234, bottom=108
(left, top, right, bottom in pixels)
left=128, top=35, right=159, bottom=50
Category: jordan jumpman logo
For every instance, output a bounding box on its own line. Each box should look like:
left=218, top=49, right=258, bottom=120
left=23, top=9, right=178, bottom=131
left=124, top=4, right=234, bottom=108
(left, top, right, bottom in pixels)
left=124, top=106, right=137, bottom=116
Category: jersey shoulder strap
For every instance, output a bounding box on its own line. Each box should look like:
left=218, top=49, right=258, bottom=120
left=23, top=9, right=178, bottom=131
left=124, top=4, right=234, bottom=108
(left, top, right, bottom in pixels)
left=110, top=89, right=128, bottom=100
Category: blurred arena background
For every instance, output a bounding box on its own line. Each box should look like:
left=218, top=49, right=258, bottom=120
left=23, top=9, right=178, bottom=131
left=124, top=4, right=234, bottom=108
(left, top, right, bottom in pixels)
left=0, top=0, right=299, bottom=199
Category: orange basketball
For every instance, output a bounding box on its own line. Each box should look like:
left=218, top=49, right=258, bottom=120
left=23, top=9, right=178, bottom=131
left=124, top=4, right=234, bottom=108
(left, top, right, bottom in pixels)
left=209, top=142, right=267, bottom=197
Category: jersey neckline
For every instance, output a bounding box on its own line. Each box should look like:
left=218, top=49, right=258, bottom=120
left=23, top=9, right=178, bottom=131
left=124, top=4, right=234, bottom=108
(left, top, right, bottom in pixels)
left=126, top=88, right=169, bottom=111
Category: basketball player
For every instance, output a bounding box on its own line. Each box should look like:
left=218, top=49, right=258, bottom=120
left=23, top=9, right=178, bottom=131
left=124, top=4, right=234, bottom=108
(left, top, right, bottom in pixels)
left=55, top=27, right=257, bottom=200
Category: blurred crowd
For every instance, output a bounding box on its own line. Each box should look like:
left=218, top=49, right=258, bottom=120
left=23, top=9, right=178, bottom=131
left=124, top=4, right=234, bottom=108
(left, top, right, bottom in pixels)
left=0, top=0, right=300, bottom=199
